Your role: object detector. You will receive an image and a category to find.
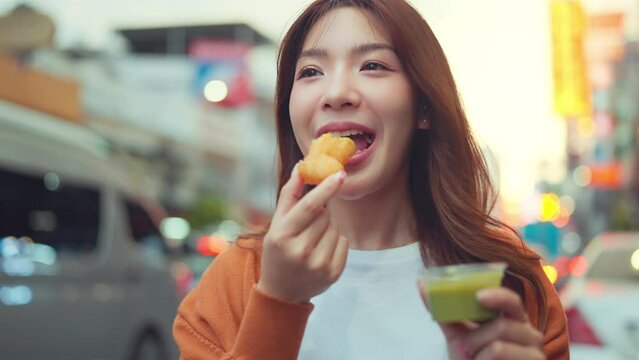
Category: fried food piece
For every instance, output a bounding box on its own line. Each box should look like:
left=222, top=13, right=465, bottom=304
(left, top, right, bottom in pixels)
left=298, top=133, right=356, bottom=185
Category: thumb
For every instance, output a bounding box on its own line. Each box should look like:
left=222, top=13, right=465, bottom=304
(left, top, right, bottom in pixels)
left=274, top=163, right=305, bottom=217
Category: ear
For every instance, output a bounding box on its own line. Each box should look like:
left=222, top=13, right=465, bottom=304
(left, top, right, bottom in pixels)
left=416, top=105, right=431, bottom=130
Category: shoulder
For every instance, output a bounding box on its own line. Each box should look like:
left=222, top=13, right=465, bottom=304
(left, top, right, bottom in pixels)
left=179, top=237, right=263, bottom=319
left=200, top=237, right=263, bottom=292
left=489, top=226, right=569, bottom=358
left=173, top=238, right=263, bottom=353
left=525, top=264, right=569, bottom=359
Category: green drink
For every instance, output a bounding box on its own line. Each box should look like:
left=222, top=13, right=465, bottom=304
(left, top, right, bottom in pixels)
left=422, top=262, right=506, bottom=323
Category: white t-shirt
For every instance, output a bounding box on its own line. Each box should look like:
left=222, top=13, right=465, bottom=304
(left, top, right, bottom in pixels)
left=298, top=242, right=449, bottom=360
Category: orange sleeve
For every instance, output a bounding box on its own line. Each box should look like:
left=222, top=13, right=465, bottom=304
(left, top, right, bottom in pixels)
left=524, top=260, right=570, bottom=360
left=173, top=244, right=314, bottom=360
left=495, top=227, right=570, bottom=359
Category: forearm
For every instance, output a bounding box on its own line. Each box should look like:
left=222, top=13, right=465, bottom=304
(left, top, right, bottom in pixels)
left=174, top=286, right=313, bottom=360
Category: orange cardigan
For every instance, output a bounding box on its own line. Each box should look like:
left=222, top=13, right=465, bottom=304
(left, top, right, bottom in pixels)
left=173, top=239, right=570, bottom=359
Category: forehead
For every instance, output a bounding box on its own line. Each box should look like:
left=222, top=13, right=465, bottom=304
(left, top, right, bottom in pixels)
left=302, top=7, right=391, bottom=49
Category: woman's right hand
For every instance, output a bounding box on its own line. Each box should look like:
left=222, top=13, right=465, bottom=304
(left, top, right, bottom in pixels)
left=256, top=165, right=349, bottom=304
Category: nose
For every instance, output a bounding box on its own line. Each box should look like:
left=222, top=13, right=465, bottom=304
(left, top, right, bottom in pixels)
left=321, top=70, right=361, bottom=110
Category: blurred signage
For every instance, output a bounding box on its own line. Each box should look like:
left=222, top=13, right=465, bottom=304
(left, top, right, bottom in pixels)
left=551, top=0, right=589, bottom=117
left=0, top=56, right=81, bottom=121
left=190, top=40, right=254, bottom=108
left=522, top=221, right=560, bottom=259
left=589, top=161, right=622, bottom=189
left=586, top=12, right=625, bottom=63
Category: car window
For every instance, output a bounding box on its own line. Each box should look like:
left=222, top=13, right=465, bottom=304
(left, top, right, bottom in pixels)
left=0, top=167, right=100, bottom=253
left=124, top=200, right=166, bottom=256
left=587, top=247, right=639, bottom=281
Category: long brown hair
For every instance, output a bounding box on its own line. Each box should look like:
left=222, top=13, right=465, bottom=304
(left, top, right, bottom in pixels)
left=248, top=0, right=548, bottom=330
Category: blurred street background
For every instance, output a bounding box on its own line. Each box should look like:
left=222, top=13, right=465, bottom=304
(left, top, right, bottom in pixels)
left=0, top=0, right=638, bottom=359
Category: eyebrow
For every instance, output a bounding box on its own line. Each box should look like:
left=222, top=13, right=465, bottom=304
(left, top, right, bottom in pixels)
left=298, top=42, right=395, bottom=60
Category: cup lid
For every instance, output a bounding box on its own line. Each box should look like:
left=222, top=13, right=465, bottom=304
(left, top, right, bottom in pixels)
left=423, top=262, right=507, bottom=279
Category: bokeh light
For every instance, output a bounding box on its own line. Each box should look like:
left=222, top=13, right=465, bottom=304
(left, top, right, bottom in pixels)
left=196, top=235, right=229, bottom=256
left=569, top=256, right=589, bottom=277
left=43, top=172, right=60, bottom=191
left=573, top=165, right=592, bottom=187
left=160, top=217, right=191, bottom=241
left=204, top=80, right=229, bottom=103
left=539, top=193, right=561, bottom=222
left=631, top=249, right=639, bottom=271
left=543, top=265, right=558, bottom=284
left=559, top=195, right=575, bottom=215
left=561, top=232, right=582, bottom=255
left=553, top=207, right=571, bottom=228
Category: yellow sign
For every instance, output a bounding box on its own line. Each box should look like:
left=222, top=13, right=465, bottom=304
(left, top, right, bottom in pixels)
left=551, top=0, right=589, bottom=117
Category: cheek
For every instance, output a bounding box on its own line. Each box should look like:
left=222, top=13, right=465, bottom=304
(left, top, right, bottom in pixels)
left=289, top=85, right=303, bottom=123
left=372, top=83, right=416, bottom=157
left=376, top=104, right=416, bottom=145
left=369, top=81, right=414, bottom=122
left=289, top=85, right=315, bottom=153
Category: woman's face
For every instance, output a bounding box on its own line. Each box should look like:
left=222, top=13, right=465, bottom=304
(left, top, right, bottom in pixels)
left=289, top=7, right=419, bottom=200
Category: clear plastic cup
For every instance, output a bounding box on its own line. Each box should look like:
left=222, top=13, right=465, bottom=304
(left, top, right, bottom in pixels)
left=422, top=262, right=507, bottom=323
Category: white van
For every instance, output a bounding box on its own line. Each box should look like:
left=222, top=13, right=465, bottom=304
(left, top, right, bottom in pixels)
left=0, top=100, right=183, bottom=360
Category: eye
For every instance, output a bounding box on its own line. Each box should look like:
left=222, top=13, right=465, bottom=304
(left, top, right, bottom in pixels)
left=298, top=67, right=322, bottom=79
left=361, top=62, right=389, bottom=72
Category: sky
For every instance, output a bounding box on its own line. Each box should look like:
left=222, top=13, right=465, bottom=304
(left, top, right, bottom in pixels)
left=3, top=0, right=631, bottom=211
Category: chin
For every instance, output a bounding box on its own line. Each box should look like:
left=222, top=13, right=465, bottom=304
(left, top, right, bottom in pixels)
left=336, top=189, right=367, bottom=201
left=334, top=177, right=379, bottom=201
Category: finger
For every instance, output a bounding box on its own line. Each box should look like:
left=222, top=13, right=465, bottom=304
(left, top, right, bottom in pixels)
left=292, top=209, right=330, bottom=256
left=476, top=287, right=528, bottom=323
left=274, top=163, right=305, bottom=218
left=329, top=235, right=349, bottom=280
left=475, top=341, right=545, bottom=360
left=308, top=220, right=340, bottom=270
left=416, top=279, right=430, bottom=309
left=417, top=279, right=477, bottom=341
left=285, top=171, right=345, bottom=231
left=464, top=318, right=544, bottom=357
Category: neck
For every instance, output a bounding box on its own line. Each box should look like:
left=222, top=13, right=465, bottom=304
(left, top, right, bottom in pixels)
left=327, top=175, right=417, bottom=250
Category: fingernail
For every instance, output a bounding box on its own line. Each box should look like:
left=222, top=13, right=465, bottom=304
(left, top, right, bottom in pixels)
left=334, top=171, right=346, bottom=184
left=476, top=289, right=491, bottom=301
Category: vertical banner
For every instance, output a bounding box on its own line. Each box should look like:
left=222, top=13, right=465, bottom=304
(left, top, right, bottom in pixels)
left=551, top=0, right=590, bottom=117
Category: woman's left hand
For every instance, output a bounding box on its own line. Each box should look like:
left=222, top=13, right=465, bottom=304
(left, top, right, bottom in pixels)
left=418, top=283, right=545, bottom=360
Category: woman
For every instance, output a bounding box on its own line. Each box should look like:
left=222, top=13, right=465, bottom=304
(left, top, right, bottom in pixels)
left=173, top=0, right=569, bottom=359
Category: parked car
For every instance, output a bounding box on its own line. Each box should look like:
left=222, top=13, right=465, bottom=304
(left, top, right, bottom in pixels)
left=0, top=100, right=186, bottom=360
left=559, top=232, right=639, bottom=360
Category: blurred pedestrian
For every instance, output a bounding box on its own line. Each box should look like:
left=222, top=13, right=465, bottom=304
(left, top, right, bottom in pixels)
left=173, top=1, right=569, bottom=359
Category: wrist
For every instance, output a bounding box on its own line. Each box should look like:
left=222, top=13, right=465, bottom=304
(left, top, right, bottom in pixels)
left=256, top=281, right=309, bottom=304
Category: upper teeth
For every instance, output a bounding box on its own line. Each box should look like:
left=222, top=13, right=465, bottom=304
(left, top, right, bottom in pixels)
left=330, top=130, right=365, bottom=137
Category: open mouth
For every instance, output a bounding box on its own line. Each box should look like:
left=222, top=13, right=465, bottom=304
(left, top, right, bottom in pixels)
left=328, top=130, right=375, bottom=153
